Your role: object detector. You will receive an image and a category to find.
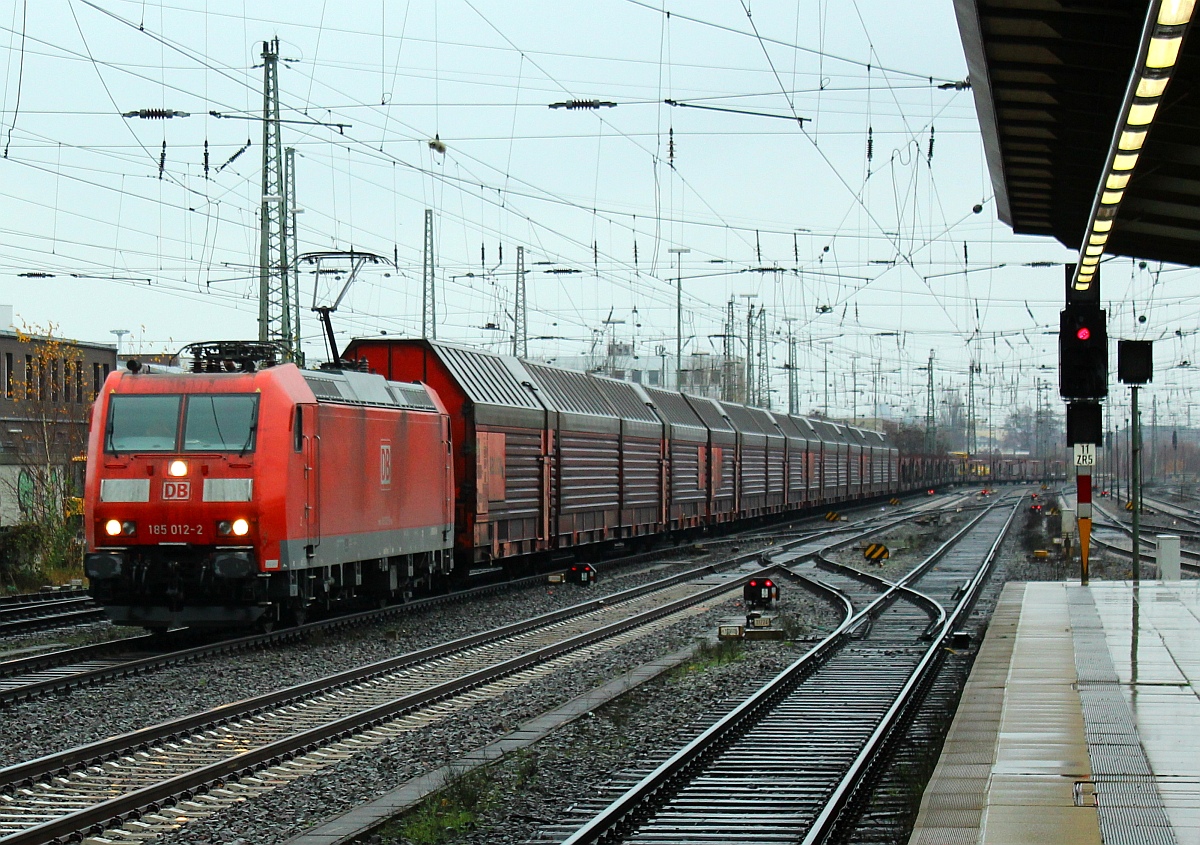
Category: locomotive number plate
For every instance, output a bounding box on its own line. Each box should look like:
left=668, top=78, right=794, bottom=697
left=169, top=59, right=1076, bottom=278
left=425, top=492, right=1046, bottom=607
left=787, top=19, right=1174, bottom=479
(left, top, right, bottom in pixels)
left=147, top=523, right=205, bottom=537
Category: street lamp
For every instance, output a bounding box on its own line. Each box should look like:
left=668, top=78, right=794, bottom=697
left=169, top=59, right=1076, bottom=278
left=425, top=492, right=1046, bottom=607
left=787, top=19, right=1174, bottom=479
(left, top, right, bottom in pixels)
left=669, top=247, right=690, bottom=389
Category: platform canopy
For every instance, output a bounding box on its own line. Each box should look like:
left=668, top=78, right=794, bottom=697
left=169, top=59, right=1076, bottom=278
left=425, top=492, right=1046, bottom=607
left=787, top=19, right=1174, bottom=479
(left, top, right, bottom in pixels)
left=956, top=0, right=1200, bottom=267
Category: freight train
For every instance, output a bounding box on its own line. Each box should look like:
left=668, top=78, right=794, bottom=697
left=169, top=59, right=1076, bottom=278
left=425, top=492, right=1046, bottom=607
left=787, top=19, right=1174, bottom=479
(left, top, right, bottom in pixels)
left=84, top=338, right=958, bottom=630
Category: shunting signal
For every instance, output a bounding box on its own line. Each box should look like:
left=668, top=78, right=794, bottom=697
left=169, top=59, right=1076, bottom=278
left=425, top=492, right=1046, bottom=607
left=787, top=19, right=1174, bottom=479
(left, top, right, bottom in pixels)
left=744, top=578, right=779, bottom=609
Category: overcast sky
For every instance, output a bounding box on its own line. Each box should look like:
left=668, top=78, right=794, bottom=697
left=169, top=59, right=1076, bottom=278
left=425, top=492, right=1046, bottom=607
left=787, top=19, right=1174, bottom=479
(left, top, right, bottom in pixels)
left=0, top=0, right=1193, bottom=424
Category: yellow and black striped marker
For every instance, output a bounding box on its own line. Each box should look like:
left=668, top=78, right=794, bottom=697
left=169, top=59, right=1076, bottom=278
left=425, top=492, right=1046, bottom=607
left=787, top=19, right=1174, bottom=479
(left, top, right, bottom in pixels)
left=864, top=543, right=890, bottom=561
left=825, top=511, right=840, bottom=522
left=1125, top=500, right=1134, bottom=511
left=1049, top=507, right=1060, bottom=516
left=889, top=497, right=901, bottom=506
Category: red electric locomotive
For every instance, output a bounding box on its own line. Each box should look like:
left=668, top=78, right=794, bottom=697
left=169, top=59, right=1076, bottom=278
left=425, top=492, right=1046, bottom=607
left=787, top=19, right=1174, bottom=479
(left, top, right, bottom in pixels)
left=84, top=342, right=453, bottom=630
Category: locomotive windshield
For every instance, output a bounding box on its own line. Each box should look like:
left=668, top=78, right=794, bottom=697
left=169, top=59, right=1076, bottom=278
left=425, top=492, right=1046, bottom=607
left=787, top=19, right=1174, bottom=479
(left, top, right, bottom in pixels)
left=105, top=394, right=258, bottom=453
left=183, top=395, right=259, bottom=452
left=106, top=395, right=181, bottom=453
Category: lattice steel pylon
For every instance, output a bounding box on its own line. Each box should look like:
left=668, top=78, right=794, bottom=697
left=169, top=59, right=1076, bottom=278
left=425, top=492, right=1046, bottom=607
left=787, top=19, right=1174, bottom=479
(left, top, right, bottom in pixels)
left=784, top=318, right=798, bottom=415
left=723, top=298, right=736, bottom=402
left=756, top=306, right=769, bottom=410
left=284, top=146, right=302, bottom=365
left=967, top=360, right=979, bottom=454
left=744, top=299, right=756, bottom=405
left=257, top=38, right=293, bottom=360
left=925, top=349, right=937, bottom=453
left=422, top=209, right=436, bottom=339
left=513, top=246, right=527, bottom=358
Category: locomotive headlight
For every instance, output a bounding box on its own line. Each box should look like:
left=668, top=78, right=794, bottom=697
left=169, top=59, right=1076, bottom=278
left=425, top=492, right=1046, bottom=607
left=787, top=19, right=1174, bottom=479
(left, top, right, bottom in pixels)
left=218, top=518, right=251, bottom=537
left=105, top=520, right=136, bottom=536
left=168, top=460, right=188, bottom=477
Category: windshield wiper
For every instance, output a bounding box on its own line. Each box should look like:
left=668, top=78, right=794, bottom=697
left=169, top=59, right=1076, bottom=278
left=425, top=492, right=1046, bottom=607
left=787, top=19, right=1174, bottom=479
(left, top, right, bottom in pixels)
left=238, top=410, right=258, bottom=457
left=105, top=417, right=119, bottom=457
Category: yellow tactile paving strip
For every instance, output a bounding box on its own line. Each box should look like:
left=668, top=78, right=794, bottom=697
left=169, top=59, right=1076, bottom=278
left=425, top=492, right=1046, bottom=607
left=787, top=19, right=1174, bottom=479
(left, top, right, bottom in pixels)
left=909, top=582, right=1102, bottom=845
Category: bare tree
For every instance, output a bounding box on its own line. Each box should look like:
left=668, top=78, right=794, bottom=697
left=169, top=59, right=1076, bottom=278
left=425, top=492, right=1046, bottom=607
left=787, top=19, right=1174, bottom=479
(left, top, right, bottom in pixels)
left=1, top=326, right=88, bottom=584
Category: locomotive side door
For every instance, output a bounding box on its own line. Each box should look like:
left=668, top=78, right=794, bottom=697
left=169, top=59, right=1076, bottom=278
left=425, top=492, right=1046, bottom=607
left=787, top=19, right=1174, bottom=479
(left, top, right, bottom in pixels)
left=299, top=403, right=321, bottom=552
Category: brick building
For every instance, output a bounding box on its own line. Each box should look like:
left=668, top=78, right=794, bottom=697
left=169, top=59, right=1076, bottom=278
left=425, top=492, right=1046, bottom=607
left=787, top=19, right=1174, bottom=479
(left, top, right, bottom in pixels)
left=0, top=317, right=116, bottom=526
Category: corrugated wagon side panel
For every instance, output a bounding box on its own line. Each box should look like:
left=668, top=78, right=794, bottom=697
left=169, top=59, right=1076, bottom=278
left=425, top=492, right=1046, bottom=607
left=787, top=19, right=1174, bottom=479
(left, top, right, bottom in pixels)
left=668, top=441, right=707, bottom=526
left=786, top=442, right=807, bottom=505
left=555, top=431, right=620, bottom=544
left=767, top=444, right=786, bottom=511
left=713, top=444, right=737, bottom=521
left=739, top=444, right=768, bottom=515
left=621, top=435, right=662, bottom=534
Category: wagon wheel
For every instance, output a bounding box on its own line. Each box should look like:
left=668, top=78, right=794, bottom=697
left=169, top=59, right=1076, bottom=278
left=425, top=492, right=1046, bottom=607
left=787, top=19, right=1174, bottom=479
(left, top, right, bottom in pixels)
left=287, top=600, right=308, bottom=628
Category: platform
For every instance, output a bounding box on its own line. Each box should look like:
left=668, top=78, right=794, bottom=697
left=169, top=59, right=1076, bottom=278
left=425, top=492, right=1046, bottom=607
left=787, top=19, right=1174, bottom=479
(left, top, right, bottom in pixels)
left=910, top=581, right=1200, bottom=845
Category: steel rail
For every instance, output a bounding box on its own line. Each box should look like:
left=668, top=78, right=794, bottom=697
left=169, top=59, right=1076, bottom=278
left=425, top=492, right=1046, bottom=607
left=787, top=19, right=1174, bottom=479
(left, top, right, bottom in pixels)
left=0, top=497, right=962, bottom=845
left=0, top=566, right=774, bottom=845
left=0, top=498, right=923, bottom=709
left=0, top=607, right=108, bottom=637
left=0, top=589, right=90, bottom=608
left=800, top=499, right=1019, bottom=845
left=0, top=520, right=861, bottom=709
left=1092, top=502, right=1200, bottom=573
left=0, top=501, right=936, bottom=845
left=815, top=555, right=947, bottom=638
left=0, top=597, right=94, bottom=621
left=558, top=496, right=1017, bottom=845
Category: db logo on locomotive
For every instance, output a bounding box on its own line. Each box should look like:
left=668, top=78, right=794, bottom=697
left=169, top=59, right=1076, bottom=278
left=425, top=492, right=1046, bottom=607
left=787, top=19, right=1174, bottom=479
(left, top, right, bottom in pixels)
left=380, top=442, right=392, bottom=489
left=162, top=481, right=191, bottom=501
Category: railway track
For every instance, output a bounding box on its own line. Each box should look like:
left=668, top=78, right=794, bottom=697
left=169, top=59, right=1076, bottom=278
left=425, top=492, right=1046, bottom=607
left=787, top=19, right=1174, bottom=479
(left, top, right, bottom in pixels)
left=543, top=495, right=1018, bottom=844
left=1090, top=502, right=1200, bottom=575
left=1138, top=492, right=1200, bottom=532
left=0, top=495, right=955, bottom=709
left=0, top=588, right=89, bottom=607
left=0, top=509, right=922, bottom=845
left=0, top=596, right=106, bottom=637
left=0, top=556, right=723, bottom=708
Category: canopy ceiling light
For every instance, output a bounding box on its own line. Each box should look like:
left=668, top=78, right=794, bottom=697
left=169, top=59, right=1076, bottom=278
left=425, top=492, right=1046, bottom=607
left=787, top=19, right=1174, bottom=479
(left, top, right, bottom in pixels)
left=1073, top=0, right=1196, bottom=291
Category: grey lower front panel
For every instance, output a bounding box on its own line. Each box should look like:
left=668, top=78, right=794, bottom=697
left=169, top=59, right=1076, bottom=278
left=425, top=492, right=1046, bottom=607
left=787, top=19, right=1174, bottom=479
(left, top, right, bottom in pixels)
left=103, top=604, right=267, bottom=627
left=279, top=523, right=453, bottom=570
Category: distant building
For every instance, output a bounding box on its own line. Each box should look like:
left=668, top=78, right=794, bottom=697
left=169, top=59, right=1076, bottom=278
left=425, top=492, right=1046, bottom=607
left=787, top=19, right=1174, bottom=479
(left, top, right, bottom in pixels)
left=0, top=322, right=117, bottom=526
left=546, top=344, right=746, bottom=402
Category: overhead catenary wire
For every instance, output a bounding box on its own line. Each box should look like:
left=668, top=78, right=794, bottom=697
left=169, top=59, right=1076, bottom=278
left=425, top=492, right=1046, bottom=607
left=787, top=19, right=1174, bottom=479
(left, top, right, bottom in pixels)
left=0, top=2, right=1184, bottom=418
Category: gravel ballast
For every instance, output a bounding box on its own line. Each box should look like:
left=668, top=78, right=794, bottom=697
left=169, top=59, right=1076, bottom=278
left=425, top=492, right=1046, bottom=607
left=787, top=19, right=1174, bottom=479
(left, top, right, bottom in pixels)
left=0, top=556, right=735, bottom=769
left=149, top=576, right=840, bottom=845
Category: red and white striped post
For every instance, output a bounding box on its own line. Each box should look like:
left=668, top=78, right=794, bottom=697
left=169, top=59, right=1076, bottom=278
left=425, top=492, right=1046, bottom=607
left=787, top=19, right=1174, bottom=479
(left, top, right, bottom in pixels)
left=1074, top=443, right=1093, bottom=585
left=1077, top=469, right=1091, bottom=584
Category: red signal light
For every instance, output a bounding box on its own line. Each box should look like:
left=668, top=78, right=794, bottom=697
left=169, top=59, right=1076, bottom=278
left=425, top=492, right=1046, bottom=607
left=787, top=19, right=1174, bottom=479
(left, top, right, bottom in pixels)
left=1076, top=326, right=1091, bottom=341
left=764, top=579, right=773, bottom=587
